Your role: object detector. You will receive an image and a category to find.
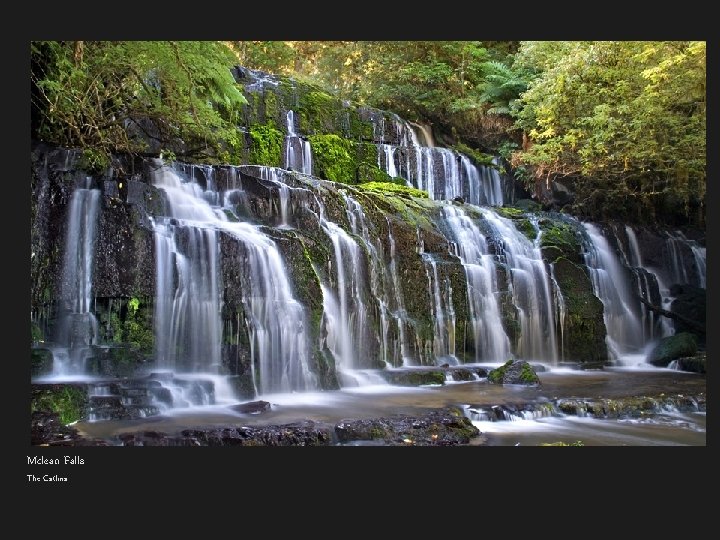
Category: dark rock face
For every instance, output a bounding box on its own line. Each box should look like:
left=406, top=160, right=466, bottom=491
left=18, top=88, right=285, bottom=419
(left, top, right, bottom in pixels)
left=488, top=359, right=540, bottom=385
left=670, top=285, right=706, bottom=344
left=647, top=332, right=698, bottom=367
left=670, top=353, right=705, bottom=374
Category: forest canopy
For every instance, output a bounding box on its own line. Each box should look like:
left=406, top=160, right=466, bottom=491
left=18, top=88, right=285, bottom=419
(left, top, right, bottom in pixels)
left=31, top=40, right=706, bottom=225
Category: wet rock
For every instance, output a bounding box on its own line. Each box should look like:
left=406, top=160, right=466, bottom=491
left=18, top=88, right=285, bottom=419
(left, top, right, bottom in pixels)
left=647, top=332, right=698, bottom=367
left=31, top=348, right=53, bottom=377
left=670, top=352, right=706, bottom=374
left=232, top=400, right=272, bottom=414
left=555, top=393, right=705, bottom=418
left=379, top=368, right=446, bottom=386
left=488, top=359, right=540, bottom=385
left=335, top=407, right=480, bottom=445
left=670, top=285, right=706, bottom=344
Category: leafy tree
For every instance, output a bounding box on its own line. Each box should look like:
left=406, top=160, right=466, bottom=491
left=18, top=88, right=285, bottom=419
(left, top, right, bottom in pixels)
left=31, top=41, right=248, bottom=168
left=512, top=41, right=705, bottom=224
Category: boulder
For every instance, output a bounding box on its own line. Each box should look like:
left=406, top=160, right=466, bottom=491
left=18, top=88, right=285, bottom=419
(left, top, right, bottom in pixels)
left=647, top=332, right=698, bottom=367
left=488, top=359, right=540, bottom=385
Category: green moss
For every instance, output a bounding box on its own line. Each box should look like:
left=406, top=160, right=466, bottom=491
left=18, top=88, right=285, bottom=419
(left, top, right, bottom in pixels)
left=78, top=148, right=109, bottom=174
left=308, top=134, right=356, bottom=183
left=248, top=122, right=283, bottom=167
left=382, top=369, right=446, bottom=386
left=550, top=258, right=608, bottom=364
left=299, top=90, right=342, bottom=134
left=516, top=219, right=537, bottom=241
left=495, top=207, right=525, bottom=218
left=453, top=142, right=496, bottom=167
left=264, top=90, right=279, bottom=124
left=31, top=385, right=87, bottom=425
left=488, top=359, right=540, bottom=385
left=123, top=297, right=154, bottom=353
left=359, top=181, right=429, bottom=199
left=31, top=349, right=53, bottom=377
left=520, top=362, right=537, bottom=383
left=487, top=360, right=511, bottom=384
left=96, top=296, right=154, bottom=354
left=539, top=220, right=581, bottom=263
left=345, top=108, right=375, bottom=141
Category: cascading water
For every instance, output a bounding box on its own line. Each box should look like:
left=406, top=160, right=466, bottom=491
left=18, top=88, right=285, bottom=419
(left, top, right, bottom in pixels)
left=372, top=114, right=504, bottom=206
left=49, top=178, right=101, bottom=377
left=615, top=225, right=666, bottom=341
left=313, top=195, right=371, bottom=380
left=582, top=223, right=648, bottom=364
left=440, top=206, right=510, bottom=362
left=386, top=218, right=412, bottom=366
left=461, top=156, right=503, bottom=207
left=284, top=110, right=313, bottom=175
left=665, top=231, right=706, bottom=289
left=152, top=162, right=315, bottom=400
left=483, top=209, right=558, bottom=362
left=423, top=255, right=457, bottom=364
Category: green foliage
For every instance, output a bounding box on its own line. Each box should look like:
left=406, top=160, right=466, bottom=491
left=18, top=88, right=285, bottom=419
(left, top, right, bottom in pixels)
left=453, top=142, right=496, bottom=167
left=539, top=221, right=580, bottom=262
left=31, top=386, right=87, bottom=425
left=231, top=41, right=297, bottom=73
left=477, top=60, right=531, bottom=116
left=248, top=122, right=283, bottom=166
left=359, top=181, right=429, bottom=199
left=78, top=148, right=110, bottom=174
left=299, top=90, right=342, bottom=135
left=512, top=41, right=705, bottom=224
left=31, top=41, right=247, bottom=166
left=308, top=134, right=355, bottom=183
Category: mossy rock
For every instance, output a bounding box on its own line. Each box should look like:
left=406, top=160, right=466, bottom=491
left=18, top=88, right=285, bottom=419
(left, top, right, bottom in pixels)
left=31, top=384, right=89, bottom=425
left=539, top=219, right=582, bottom=264
left=248, top=122, right=284, bottom=167
left=359, top=181, right=429, bottom=200
left=551, top=258, right=608, bottom=364
left=380, top=369, right=446, bottom=386
left=308, top=134, right=356, bottom=183
left=647, top=332, right=698, bottom=367
left=671, top=353, right=706, bottom=374
left=31, top=348, right=53, bottom=377
left=488, top=359, right=540, bottom=385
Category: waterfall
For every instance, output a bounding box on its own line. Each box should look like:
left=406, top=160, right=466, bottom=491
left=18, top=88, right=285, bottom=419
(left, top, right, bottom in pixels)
left=483, top=209, right=558, bottom=362
left=409, top=121, right=435, bottom=147
left=50, top=179, right=101, bottom=376
left=152, top=163, right=315, bottom=397
left=582, top=223, right=648, bottom=363
left=665, top=231, right=706, bottom=289
left=440, top=148, right=462, bottom=201
left=440, top=206, right=510, bottom=362
left=342, top=193, right=396, bottom=367
left=372, top=114, right=503, bottom=206
left=386, top=218, right=412, bottom=366
left=423, top=254, right=457, bottom=364
left=314, top=196, right=370, bottom=375
left=284, top=110, right=313, bottom=175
